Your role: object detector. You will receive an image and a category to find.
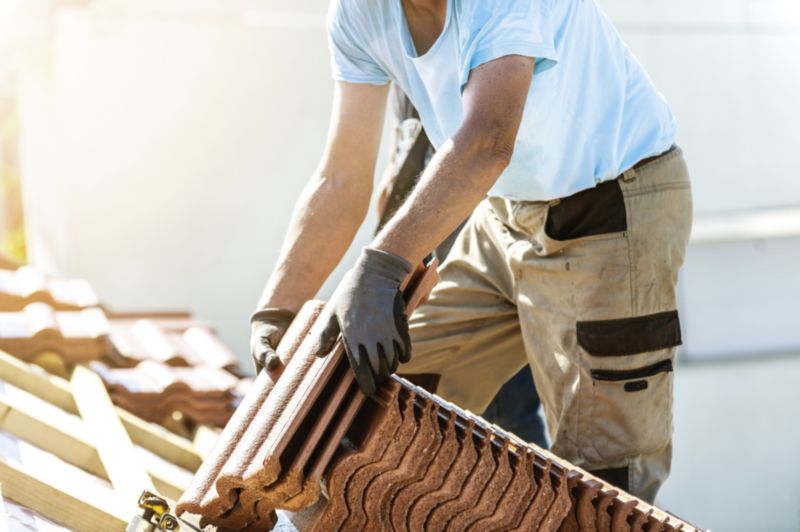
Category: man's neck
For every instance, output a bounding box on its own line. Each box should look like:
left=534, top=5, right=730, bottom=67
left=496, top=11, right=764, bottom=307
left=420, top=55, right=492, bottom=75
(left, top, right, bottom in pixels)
left=401, top=0, right=447, bottom=55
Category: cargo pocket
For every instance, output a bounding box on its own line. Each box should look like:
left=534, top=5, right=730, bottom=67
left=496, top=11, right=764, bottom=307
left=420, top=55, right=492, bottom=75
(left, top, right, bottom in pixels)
left=577, top=311, right=681, bottom=460
left=545, top=179, right=627, bottom=242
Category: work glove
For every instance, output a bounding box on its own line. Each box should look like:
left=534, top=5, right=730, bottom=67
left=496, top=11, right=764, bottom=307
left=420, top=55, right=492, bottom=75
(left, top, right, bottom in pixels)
left=250, top=308, right=296, bottom=373
left=315, top=247, right=413, bottom=396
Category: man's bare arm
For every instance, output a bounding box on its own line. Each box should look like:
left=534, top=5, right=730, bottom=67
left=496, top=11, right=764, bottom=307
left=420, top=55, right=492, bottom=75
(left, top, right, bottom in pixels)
left=373, top=55, right=535, bottom=264
left=256, top=81, right=389, bottom=313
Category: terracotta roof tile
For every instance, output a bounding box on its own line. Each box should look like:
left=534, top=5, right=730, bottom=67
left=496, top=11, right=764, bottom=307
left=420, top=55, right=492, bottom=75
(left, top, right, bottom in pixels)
left=311, top=383, right=404, bottom=530
left=0, top=303, right=109, bottom=363
left=389, top=409, right=458, bottom=531
left=0, top=267, right=99, bottom=311
left=89, top=360, right=242, bottom=427
left=108, top=317, right=237, bottom=370
left=175, top=301, right=324, bottom=526
left=364, top=399, right=441, bottom=529
left=405, top=417, right=479, bottom=531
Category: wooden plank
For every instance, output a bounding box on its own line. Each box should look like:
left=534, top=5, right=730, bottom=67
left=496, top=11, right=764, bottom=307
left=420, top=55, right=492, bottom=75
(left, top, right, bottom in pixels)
left=192, top=424, right=221, bottom=459
left=0, top=379, right=190, bottom=499
left=71, top=365, right=154, bottom=504
left=0, top=380, right=106, bottom=478
left=0, top=434, right=128, bottom=531
left=0, top=350, right=202, bottom=471
left=0, top=349, right=75, bottom=411
left=119, top=408, right=203, bottom=472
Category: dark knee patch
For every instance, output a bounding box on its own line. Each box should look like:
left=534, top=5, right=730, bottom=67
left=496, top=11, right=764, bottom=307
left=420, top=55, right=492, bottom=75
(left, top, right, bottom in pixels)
left=399, top=373, right=441, bottom=394
left=577, top=311, right=682, bottom=357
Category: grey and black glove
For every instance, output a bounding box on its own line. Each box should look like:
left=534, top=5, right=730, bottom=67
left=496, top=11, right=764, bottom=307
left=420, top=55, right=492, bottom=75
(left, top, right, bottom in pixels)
left=316, top=247, right=413, bottom=395
left=250, top=308, right=296, bottom=373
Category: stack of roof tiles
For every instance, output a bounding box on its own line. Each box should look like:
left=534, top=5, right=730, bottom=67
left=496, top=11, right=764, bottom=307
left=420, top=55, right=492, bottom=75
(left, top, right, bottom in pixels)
left=0, top=266, right=99, bottom=311
left=89, top=360, right=249, bottom=428
left=106, top=314, right=239, bottom=371
left=0, top=303, right=109, bottom=363
left=177, top=261, right=699, bottom=531
left=0, top=264, right=249, bottom=430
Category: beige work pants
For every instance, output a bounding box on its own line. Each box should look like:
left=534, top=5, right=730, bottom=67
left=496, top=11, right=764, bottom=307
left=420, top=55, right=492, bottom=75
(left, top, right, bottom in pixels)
left=402, top=147, right=692, bottom=503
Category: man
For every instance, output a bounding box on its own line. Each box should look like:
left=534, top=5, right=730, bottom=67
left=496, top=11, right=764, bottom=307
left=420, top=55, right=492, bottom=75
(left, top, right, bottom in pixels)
left=251, top=0, right=692, bottom=503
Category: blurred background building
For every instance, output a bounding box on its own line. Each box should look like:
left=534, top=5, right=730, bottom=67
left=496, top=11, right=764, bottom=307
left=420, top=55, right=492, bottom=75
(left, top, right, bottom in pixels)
left=1, top=0, right=798, bottom=529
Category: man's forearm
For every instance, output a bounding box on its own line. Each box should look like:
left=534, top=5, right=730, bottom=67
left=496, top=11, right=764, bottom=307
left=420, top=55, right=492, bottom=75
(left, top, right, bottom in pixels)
left=256, top=171, right=371, bottom=313
left=372, top=130, right=511, bottom=265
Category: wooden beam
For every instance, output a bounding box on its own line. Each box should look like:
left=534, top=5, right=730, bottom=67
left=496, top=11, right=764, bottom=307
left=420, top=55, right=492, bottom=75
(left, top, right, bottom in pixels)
left=0, top=379, right=190, bottom=499
left=0, top=350, right=202, bottom=471
left=71, top=365, right=154, bottom=505
left=0, top=380, right=106, bottom=478
left=192, top=424, right=221, bottom=459
left=0, top=436, right=128, bottom=531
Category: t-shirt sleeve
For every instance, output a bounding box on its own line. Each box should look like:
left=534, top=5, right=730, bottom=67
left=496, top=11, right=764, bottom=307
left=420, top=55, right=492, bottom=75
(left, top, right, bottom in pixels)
left=459, top=1, right=559, bottom=90
left=327, top=1, right=391, bottom=85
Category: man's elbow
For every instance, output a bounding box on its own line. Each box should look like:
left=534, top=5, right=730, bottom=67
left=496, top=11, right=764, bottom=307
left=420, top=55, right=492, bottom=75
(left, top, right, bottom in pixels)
left=458, top=120, right=516, bottom=171
left=486, top=134, right=515, bottom=169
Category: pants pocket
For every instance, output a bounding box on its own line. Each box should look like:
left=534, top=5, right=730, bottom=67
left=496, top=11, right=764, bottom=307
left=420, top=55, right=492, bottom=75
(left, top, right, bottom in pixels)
left=590, top=366, right=673, bottom=460
left=576, top=311, right=682, bottom=461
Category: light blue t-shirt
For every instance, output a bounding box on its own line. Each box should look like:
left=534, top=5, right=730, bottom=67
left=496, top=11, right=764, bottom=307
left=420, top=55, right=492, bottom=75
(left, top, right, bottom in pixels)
left=327, top=0, right=677, bottom=201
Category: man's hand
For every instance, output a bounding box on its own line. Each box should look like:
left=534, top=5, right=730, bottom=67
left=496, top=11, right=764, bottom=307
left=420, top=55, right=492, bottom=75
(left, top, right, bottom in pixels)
left=250, top=308, right=296, bottom=373
left=315, top=247, right=412, bottom=396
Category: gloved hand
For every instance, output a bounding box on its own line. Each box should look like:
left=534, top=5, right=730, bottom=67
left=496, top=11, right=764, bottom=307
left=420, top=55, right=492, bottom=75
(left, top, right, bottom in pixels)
left=250, top=308, right=296, bottom=373
left=315, top=247, right=413, bottom=396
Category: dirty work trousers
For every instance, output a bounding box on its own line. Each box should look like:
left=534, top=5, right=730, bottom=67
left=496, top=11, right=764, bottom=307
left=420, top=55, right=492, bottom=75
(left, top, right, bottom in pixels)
left=402, top=147, right=692, bottom=503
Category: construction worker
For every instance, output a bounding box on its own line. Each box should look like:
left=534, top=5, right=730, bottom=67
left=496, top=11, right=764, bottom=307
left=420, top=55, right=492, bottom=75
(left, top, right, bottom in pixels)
left=251, top=0, right=692, bottom=503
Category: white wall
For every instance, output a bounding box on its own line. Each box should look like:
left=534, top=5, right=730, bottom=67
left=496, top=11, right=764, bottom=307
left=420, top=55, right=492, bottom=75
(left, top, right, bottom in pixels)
left=666, top=354, right=800, bottom=531
left=19, top=1, right=383, bottom=363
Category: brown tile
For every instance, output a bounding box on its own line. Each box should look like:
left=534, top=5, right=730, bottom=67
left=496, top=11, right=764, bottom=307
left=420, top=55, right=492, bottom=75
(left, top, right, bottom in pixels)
left=610, top=499, right=638, bottom=532
left=446, top=439, right=513, bottom=531
left=234, top=346, right=349, bottom=495
left=0, top=303, right=108, bottom=363
left=238, top=367, right=360, bottom=512
left=643, top=514, right=667, bottom=532
left=539, top=466, right=573, bottom=531
left=630, top=509, right=652, bottom=532
left=0, top=266, right=98, bottom=311
left=175, top=301, right=323, bottom=519
left=212, top=342, right=322, bottom=500
left=513, top=460, right=556, bottom=531
left=108, top=317, right=237, bottom=370
left=312, top=384, right=405, bottom=531
left=389, top=410, right=458, bottom=532
left=595, top=487, right=619, bottom=532
left=361, top=399, right=441, bottom=531
left=471, top=448, right=537, bottom=531
left=340, top=390, right=419, bottom=530
left=554, top=472, right=583, bottom=532
left=425, top=432, right=496, bottom=531
left=406, top=418, right=478, bottom=531
left=283, top=382, right=367, bottom=512
left=574, top=478, right=603, bottom=531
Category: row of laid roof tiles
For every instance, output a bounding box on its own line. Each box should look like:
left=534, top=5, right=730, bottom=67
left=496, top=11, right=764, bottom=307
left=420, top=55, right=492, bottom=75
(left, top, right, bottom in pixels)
left=0, top=264, right=247, bottom=430
left=176, top=263, right=700, bottom=531
left=89, top=360, right=251, bottom=427
left=0, top=266, right=99, bottom=311
left=0, top=302, right=238, bottom=370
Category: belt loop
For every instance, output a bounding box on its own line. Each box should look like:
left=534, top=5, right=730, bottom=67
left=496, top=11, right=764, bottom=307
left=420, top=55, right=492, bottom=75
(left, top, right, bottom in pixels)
left=622, top=168, right=637, bottom=183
